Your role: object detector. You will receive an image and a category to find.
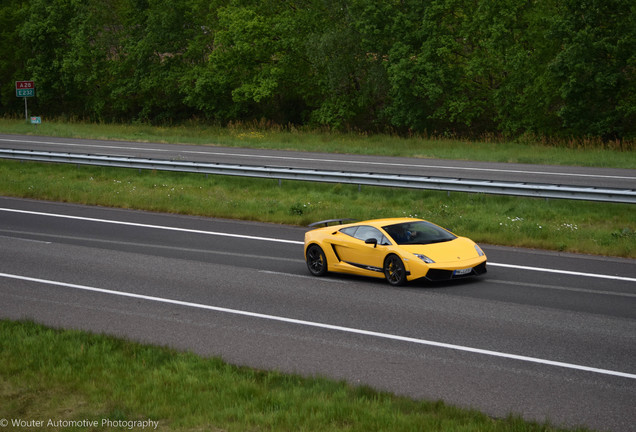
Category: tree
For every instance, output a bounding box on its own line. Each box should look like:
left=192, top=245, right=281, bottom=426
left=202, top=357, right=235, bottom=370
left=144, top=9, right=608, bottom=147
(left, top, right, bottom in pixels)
left=543, top=0, right=636, bottom=140
left=2, top=0, right=633, bottom=140
left=0, top=0, right=30, bottom=115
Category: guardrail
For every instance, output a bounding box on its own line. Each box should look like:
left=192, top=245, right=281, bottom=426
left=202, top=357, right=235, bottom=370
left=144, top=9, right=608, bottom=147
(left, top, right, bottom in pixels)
left=1, top=149, right=634, bottom=204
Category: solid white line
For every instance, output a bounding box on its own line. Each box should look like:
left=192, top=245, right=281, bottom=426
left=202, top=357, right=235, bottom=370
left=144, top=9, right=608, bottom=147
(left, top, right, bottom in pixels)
left=2, top=207, right=635, bottom=283
left=1, top=271, right=634, bottom=379
left=488, top=262, right=636, bottom=283
left=2, top=137, right=634, bottom=181
left=0, top=207, right=301, bottom=245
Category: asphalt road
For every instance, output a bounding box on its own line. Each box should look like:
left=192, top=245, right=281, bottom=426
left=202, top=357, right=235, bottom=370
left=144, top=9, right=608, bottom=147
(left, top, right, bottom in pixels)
left=1, top=134, right=635, bottom=189
left=1, top=197, right=634, bottom=431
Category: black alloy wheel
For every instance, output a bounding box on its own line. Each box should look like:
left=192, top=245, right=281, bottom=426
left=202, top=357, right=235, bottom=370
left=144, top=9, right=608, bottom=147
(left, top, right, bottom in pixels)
left=306, top=245, right=328, bottom=276
left=384, top=254, right=407, bottom=286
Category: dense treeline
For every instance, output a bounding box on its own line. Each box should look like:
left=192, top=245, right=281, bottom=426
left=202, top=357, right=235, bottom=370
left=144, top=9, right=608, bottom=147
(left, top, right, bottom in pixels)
left=1, top=0, right=634, bottom=141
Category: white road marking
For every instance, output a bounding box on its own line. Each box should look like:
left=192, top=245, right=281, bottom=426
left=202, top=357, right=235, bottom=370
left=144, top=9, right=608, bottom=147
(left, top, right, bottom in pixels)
left=488, top=279, right=636, bottom=298
left=488, top=263, right=636, bottom=283
left=0, top=234, right=51, bottom=244
left=2, top=207, right=635, bottom=283
left=0, top=207, right=301, bottom=245
left=0, top=229, right=303, bottom=262
left=1, top=271, right=634, bottom=379
left=1, top=137, right=634, bottom=181
left=259, top=270, right=347, bottom=282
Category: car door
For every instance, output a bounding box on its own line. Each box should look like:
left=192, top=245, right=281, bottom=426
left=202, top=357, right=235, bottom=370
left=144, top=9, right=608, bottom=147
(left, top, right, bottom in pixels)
left=332, top=225, right=389, bottom=272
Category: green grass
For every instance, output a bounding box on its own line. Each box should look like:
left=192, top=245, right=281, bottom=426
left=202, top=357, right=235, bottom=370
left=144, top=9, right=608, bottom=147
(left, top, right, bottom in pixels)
left=1, top=118, right=634, bottom=168
left=0, top=320, right=593, bottom=432
left=1, top=159, right=634, bottom=257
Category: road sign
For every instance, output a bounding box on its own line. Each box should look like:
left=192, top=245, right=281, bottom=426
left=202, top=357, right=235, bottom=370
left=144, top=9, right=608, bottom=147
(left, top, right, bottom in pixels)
left=30, top=116, right=41, bottom=124
left=16, top=81, right=35, bottom=97
left=16, top=81, right=36, bottom=120
left=16, top=81, right=35, bottom=89
left=17, top=88, right=35, bottom=97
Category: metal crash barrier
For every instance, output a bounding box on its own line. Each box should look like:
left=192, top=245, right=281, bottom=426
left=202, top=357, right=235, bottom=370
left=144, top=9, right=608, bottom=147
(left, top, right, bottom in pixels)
left=1, top=149, right=634, bottom=204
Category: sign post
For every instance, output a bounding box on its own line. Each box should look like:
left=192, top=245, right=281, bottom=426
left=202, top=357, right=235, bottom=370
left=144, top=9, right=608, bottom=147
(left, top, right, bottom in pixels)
left=16, top=81, right=35, bottom=121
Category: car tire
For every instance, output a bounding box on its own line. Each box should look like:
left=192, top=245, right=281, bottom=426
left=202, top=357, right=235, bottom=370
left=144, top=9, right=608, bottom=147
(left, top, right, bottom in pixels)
left=306, top=244, right=328, bottom=276
left=384, top=254, right=407, bottom=286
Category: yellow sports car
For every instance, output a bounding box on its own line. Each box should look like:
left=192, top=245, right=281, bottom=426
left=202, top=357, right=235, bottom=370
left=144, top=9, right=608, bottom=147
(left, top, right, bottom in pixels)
left=304, top=218, right=487, bottom=285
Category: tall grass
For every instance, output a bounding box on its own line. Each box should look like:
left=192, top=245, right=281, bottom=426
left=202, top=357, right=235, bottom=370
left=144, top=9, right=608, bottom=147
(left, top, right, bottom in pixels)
left=0, top=320, right=591, bottom=431
left=1, top=160, right=634, bottom=257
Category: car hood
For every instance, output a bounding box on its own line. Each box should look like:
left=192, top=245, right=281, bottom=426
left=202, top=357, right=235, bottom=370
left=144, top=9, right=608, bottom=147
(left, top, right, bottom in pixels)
left=400, top=237, right=481, bottom=263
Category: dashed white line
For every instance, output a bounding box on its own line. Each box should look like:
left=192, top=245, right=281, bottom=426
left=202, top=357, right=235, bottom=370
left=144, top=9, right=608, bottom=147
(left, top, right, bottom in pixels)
left=488, top=279, right=636, bottom=298
left=0, top=234, right=51, bottom=244
left=259, top=270, right=346, bottom=282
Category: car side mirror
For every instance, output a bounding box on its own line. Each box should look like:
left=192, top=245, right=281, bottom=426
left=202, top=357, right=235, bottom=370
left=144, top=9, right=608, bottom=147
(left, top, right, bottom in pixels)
left=365, top=238, right=378, bottom=248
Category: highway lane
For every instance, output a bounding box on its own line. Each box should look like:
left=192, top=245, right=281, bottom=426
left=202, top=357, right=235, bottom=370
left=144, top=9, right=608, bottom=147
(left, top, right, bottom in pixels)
left=1, top=197, right=635, bottom=431
left=1, top=134, right=635, bottom=189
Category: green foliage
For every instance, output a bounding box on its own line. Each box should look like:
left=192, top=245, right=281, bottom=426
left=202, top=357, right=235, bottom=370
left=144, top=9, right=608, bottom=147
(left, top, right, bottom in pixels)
left=1, top=0, right=634, bottom=140
left=0, top=0, right=29, bottom=113
left=543, top=0, right=636, bottom=140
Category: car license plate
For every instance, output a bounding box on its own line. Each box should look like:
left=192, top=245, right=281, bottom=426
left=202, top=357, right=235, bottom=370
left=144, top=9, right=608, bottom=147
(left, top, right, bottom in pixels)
left=453, top=267, right=472, bottom=276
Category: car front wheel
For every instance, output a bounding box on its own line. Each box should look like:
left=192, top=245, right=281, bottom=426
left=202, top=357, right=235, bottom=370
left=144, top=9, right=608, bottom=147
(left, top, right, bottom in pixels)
left=306, top=244, right=328, bottom=276
left=384, top=254, right=407, bottom=286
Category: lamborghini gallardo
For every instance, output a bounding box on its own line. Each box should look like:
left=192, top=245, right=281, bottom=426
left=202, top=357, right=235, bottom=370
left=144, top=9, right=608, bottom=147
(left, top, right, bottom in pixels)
left=304, top=218, right=487, bottom=286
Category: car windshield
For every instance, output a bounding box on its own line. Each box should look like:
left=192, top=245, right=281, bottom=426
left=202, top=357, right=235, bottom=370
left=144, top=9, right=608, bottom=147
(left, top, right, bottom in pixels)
left=382, top=221, right=457, bottom=245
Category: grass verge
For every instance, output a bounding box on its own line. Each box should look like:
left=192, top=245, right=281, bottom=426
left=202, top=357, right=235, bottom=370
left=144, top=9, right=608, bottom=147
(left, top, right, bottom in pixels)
left=1, top=159, right=634, bottom=257
left=0, top=319, right=592, bottom=431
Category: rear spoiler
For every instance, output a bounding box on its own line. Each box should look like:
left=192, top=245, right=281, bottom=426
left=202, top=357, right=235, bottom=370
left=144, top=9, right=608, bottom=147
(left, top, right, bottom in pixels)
left=308, top=218, right=356, bottom=228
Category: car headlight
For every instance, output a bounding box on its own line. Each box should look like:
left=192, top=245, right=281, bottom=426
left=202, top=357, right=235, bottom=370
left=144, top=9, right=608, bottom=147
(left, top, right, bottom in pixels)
left=414, top=254, right=435, bottom=264
left=475, top=245, right=485, bottom=256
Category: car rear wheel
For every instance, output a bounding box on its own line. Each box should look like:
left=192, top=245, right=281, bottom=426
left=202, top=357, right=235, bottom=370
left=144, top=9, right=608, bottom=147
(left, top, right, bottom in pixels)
left=384, top=254, right=407, bottom=286
left=306, top=245, right=328, bottom=276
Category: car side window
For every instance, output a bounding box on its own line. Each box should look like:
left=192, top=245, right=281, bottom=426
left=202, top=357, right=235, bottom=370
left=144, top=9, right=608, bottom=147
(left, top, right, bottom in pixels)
left=339, top=226, right=358, bottom=237
left=352, top=226, right=392, bottom=246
